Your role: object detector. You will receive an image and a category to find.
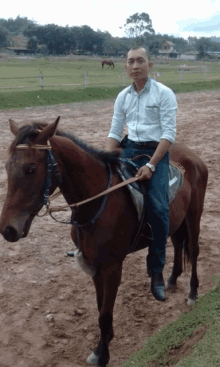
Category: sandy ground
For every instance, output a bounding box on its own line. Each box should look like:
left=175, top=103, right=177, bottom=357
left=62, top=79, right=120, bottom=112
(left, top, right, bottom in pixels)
left=0, top=89, right=220, bottom=367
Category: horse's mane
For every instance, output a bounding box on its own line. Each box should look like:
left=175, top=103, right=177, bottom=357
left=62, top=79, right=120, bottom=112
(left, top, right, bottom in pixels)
left=9, top=122, right=121, bottom=165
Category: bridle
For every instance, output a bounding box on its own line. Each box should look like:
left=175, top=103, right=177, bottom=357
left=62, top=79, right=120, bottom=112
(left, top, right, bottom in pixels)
left=15, top=144, right=62, bottom=215
left=15, top=143, right=113, bottom=227
left=15, top=143, right=139, bottom=227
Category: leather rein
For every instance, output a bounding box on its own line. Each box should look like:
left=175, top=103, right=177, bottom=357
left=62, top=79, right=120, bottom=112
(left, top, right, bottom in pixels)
left=15, top=143, right=139, bottom=226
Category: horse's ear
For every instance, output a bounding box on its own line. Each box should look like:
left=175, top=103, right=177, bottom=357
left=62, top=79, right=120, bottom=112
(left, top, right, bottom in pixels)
left=9, top=119, right=20, bottom=136
left=35, top=116, right=60, bottom=145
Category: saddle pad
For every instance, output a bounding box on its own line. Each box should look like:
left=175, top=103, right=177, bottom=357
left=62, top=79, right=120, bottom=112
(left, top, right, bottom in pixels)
left=116, top=165, right=144, bottom=222
left=168, top=162, right=184, bottom=204
left=117, top=158, right=184, bottom=221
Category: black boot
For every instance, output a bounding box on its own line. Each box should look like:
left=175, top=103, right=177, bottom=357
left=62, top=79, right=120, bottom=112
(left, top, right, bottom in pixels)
left=151, top=272, right=166, bottom=301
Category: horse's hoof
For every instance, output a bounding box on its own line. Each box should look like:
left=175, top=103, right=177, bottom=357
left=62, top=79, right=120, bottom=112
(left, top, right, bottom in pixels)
left=66, top=251, right=75, bottom=257
left=86, top=351, right=99, bottom=365
left=187, top=297, right=195, bottom=306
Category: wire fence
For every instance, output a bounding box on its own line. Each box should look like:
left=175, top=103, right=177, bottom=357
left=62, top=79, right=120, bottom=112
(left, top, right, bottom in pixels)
left=0, top=72, right=128, bottom=91
left=1, top=69, right=220, bottom=91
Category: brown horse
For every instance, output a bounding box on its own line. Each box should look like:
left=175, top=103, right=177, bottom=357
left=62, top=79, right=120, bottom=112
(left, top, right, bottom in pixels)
left=0, top=118, right=208, bottom=367
left=101, top=60, right=114, bottom=69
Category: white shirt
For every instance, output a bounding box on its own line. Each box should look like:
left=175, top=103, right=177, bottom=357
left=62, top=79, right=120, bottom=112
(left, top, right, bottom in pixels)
left=108, top=77, right=177, bottom=144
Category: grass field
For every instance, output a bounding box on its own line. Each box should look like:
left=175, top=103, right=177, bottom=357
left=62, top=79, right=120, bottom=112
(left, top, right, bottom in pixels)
left=1, top=79, right=220, bottom=110
left=0, top=56, right=128, bottom=91
left=0, top=55, right=220, bottom=110
left=0, top=55, right=220, bottom=94
left=122, top=277, right=220, bottom=367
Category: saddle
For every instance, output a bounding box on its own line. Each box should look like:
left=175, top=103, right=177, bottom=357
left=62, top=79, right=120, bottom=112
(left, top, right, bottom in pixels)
left=116, top=155, right=184, bottom=253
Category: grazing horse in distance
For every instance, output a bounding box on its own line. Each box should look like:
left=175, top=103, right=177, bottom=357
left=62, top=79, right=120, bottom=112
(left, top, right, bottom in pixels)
left=0, top=118, right=208, bottom=367
left=102, top=60, right=114, bottom=69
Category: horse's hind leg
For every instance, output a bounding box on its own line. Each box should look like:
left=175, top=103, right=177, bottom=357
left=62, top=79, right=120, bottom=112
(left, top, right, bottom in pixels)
left=87, top=261, right=122, bottom=367
left=167, top=220, right=187, bottom=290
left=185, top=211, right=200, bottom=306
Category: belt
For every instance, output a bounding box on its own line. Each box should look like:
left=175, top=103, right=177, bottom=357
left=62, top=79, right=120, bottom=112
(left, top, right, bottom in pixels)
left=128, top=139, right=159, bottom=149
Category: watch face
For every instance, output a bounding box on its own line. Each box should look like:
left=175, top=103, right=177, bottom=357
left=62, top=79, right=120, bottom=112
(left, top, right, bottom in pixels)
left=150, top=165, right=155, bottom=172
left=147, top=163, right=155, bottom=172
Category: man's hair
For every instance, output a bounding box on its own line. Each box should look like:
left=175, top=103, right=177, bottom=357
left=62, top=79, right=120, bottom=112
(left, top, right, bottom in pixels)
left=126, top=47, right=149, bottom=60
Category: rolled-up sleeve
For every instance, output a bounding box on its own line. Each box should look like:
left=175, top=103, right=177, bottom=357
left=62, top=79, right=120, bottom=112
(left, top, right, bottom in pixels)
left=108, top=93, right=126, bottom=142
left=159, top=89, right=177, bottom=144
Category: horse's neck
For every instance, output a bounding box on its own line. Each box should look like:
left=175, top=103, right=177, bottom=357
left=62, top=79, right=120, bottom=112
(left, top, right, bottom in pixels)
left=51, top=136, right=107, bottom=204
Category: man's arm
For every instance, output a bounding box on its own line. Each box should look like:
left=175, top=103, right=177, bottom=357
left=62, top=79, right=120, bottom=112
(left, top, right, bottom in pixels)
left=148, top=139, right=172, bottom=167
left=106, top=137, right=120, bottom=151
left=136, top=88, right=177, bottom=181
left=107, top=91, right=126, bottom=150
left=136, top=139, right=172, bottom=181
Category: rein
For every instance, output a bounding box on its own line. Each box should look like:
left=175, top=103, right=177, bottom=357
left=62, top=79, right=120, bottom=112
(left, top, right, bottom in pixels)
left=49, top=176, right=139, bottom=213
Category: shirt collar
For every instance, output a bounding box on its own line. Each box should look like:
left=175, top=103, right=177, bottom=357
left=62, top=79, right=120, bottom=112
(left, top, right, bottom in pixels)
left=129, top=77, right=151, bottom=95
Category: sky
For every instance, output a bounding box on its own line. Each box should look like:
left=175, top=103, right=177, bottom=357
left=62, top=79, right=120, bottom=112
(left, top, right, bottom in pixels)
left=1, top=0, right=220, bottom=39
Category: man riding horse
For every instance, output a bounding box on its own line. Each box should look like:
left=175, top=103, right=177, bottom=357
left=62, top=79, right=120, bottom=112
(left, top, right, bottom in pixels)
left=107, top=47, right=178, bottom=301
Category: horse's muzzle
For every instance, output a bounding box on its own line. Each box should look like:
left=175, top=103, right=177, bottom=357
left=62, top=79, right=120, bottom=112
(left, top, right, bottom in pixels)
left=1, top=225, right=20, bottom=242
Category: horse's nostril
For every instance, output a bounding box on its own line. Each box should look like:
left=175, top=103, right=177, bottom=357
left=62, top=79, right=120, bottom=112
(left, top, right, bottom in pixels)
left=2, top=226, right=19, bottom=242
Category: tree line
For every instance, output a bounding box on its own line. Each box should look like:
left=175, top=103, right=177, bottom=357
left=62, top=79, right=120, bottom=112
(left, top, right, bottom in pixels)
left=0, top=15, right=220, bottom=57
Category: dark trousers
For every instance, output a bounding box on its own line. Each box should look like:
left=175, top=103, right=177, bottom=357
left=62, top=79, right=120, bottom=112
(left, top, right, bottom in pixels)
left=122, top=139, right=169, bottom=274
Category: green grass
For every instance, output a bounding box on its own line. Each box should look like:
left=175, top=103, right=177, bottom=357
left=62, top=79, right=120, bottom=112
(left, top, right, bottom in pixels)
left=0, top=57, right=220, bottom=110
left=175, top=322, right=220, bottom=367
left=0, top=86, right=125, bottom=110
left=122, top=278, right=220, bottom=367
left=0, top=57, right=127, bottom=91
left=1, top=79, right=220, bottom=110
left=0, top=56, right=220, bottom=92
left=166, top=79, right=220, bottom=93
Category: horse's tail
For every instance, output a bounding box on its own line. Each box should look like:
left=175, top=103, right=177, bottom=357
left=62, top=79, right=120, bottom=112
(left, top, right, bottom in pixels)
left=171, top=219, right=190, bottom=271
left=112, top=62, right=114, bottom=69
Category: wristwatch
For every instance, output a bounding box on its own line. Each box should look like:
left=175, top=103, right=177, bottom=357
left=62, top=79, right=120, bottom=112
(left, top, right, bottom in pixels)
left=146, top=162, right=156, bottom=172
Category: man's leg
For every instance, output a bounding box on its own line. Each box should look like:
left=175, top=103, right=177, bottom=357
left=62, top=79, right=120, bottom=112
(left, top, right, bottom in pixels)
left=146, top=153, right=169, bottom=301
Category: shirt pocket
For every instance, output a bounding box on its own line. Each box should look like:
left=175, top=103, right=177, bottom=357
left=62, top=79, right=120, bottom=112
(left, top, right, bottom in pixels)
left=145, top=105, right=159, bottom=121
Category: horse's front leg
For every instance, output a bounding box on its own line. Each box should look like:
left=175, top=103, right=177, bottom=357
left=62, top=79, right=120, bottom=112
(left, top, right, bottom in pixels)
left=87, top=261, right=122, bottom=367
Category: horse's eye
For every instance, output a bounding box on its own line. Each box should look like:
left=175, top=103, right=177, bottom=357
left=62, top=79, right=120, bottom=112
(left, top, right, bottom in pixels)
left=24, top=164, right=36, bottom=175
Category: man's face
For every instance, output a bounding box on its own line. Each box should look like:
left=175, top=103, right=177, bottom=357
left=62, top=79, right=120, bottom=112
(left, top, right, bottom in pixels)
left=126, top=48, right=153, bottom=82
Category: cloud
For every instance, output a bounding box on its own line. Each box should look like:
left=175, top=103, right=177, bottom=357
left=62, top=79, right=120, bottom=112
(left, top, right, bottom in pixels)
left=177, top=11, right=220, bottom=33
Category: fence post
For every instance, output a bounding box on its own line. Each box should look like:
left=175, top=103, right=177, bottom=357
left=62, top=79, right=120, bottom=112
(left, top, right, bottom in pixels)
left=85, top=72, right=89, bottom=88
left=179, top=70, right=184, bottom=83
left=39, top=73, right=44, bottom=89
left=122, top=72, right=126, bottom=86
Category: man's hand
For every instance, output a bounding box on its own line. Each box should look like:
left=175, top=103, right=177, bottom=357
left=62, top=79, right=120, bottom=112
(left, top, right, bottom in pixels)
left=135, top=165, right=153, bottom=181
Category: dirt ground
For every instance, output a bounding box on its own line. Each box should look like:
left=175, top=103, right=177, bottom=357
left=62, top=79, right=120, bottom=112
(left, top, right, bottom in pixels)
left=0, top=89, right=220, bottom=367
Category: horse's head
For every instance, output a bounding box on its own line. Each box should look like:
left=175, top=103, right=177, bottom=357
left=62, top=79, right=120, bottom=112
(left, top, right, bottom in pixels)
left=0, top=117, right=60, bottom=242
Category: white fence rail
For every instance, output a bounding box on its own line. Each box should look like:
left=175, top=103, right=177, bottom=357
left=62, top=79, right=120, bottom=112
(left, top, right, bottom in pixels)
left=0, top=72, right=128, bottom=90
left=1, top=70, right=220, bottom=91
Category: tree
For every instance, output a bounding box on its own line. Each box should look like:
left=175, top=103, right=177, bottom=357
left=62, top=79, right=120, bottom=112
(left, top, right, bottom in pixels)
left=149, top=41, right=160, bottom=56
left=0, top=27, right=9, bottom=48
left=24, top=24, right=69, bottom=54
left=0, top=16, right=35, bottom=35
left=195, top=37, right=220, bottom=54
left=27, top=38, right=38, bottom=53
left=123, top=12, right=154, bottom=46
left=197, top=45, right=205, bottom=59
